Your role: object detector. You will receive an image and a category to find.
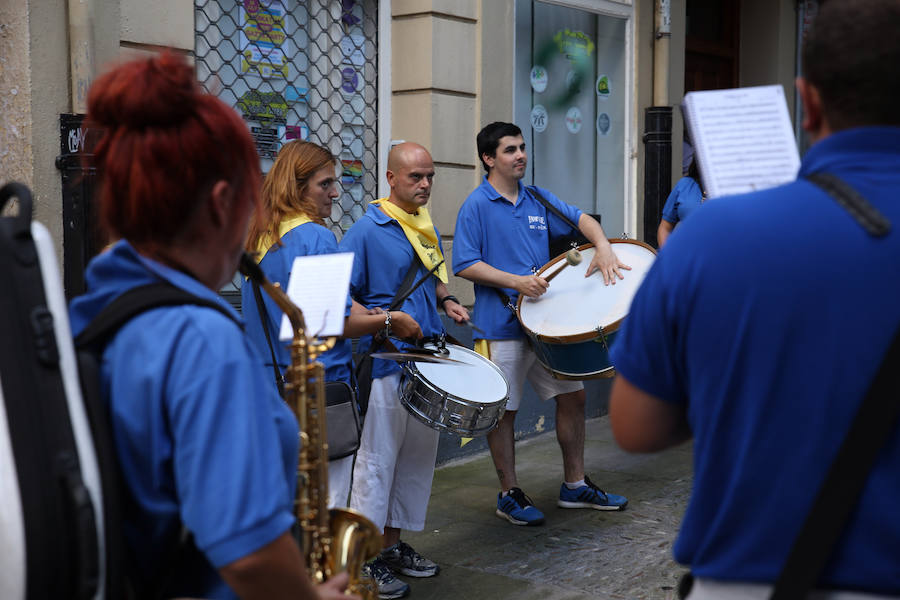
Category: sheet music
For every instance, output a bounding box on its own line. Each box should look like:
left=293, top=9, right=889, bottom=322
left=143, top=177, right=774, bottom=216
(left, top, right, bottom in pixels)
left=682, top=85, right=800, bottom=199
left=279, top=252, right=354, bottom=340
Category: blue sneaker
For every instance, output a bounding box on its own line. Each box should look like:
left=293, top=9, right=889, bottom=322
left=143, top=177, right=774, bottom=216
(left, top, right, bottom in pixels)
left=558, top=476, right=628, bottom=511
left=496, top=487, right=545, bottom=525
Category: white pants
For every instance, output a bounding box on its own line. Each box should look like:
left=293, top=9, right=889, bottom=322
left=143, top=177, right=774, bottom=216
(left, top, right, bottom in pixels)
left=328, top=454, right=353, bottom=508
left=484, top=339, right=583, bottom=410
left=349, top=374, right=439, bottom=532
left=688, top=578, right=900, bottom=600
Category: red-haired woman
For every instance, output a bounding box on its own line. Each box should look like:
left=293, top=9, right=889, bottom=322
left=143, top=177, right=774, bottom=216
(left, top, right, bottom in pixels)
left=243, top=141, right=421, bottom=518
left=68, top=54, right=351, bottom=600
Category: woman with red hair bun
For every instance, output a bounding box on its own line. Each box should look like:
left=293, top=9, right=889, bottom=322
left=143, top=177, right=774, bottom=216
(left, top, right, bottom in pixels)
left=68, top=53, right=353, bottom=600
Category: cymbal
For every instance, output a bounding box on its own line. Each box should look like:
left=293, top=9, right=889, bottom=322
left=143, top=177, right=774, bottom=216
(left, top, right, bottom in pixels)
left=370, top=351, right=467, bottom=365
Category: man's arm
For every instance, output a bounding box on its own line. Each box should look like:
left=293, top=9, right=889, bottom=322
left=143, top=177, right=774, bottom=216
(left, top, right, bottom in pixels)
left=455, top=261, right=549, bottom=299
left=578, top=213, right=631, bottom=285
left=435, top=281, right=469, bottom=323
left=609, top=375, right=691, bottom=453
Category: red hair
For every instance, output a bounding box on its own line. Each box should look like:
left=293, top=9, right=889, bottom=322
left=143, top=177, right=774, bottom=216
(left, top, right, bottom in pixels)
left=86, top=52, right=261, bottom=246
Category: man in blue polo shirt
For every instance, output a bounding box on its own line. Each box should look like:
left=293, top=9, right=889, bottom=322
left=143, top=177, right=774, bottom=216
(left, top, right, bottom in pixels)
left=610, top=2, right=900, bottom=597
left=453, top=122, right=629, bottom=526
left=341, top=142, right=469, bottom=599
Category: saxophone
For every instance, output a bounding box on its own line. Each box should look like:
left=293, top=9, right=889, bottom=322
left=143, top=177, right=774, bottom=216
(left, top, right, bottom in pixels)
left=240, top=254, right=381, bottom=598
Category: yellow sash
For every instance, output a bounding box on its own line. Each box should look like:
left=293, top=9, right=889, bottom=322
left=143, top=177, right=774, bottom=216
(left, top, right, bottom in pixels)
left=372, top=199, right=448, bottom=283
left=253, top=213, right=313, bottom=263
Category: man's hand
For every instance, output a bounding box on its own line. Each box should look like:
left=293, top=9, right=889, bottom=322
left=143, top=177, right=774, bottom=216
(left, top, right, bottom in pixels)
left=443, top=300, right=469, bottom=323
left=390, top=311, right=423, bottom=339
left=585, top=244, right=631, bottom=285
left=317, top=572, right=360, bottom=600
left=515, top=274, right=550, bottom=299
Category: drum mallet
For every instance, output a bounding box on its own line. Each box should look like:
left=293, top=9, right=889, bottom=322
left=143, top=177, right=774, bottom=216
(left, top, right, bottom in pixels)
left=543, top=248, right=582, bottom=282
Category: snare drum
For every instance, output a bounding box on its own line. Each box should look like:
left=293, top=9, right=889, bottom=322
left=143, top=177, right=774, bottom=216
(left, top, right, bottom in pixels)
left=399, top=343, right=509, bottom=437
left=517, top=239, right=657, bottom=379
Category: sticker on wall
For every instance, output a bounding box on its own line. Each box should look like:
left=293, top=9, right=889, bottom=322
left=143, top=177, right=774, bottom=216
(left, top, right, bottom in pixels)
left=340, top=128, right=364, bottom=157
left=596, top=74, right=611, bottom=100
left=597, top=112, right=611, bottom=136
left=240, top=0, right=290, bottom=79
left=340, top=33, right=366, bottom=66
left=341, top=158, right=364, bottom=185
left=284, top=86, right=308, bottom=103
left=530, top=65, right=548, bottom=93
left=237, top=90, right=288, bottom=125
left=341, top=66, right=361, bottom=94
left=284, top=124, right=309, bottom=142
left=530, top=104, right=549, bottom=132
left=565, top=107, right=583, bottom=134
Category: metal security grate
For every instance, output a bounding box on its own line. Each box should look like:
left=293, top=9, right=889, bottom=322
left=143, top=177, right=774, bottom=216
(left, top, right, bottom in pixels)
left=195, top=0, right=379, bottom=236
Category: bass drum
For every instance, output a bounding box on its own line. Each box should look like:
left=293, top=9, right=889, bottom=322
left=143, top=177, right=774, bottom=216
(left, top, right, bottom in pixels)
left=517, top=239, right=657, bottom=379
left=399, top=343, right=509, bottom=437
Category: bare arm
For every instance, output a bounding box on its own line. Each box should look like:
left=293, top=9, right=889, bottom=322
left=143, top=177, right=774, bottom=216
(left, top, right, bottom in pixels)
left=609, top=375, right=691, bottom=453
left=456, top=261, right=549, bottom=299
left=657, top=219, right=675, bottom=247
left=218, top=530, right=357, bottom=600
left=578, top=213, right=631, bottom=284
left=343, top=300, right=421, bottom=339
left=435, top=281, right=469, bottom=323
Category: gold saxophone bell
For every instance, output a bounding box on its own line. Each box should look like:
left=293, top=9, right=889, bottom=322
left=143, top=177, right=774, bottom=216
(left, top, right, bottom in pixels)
left=330, top=508, right=383, bottom=598
left=240, top=253, right=382, bottom=599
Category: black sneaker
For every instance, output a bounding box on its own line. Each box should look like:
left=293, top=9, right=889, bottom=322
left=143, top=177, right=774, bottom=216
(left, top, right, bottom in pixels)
left=380, top=540, right=440, bottom=578
left=363, top=557, right=410, bottom=599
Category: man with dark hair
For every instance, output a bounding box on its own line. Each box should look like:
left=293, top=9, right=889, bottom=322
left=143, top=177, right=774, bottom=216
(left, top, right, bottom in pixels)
left=453, top=121, right=629, bottom=527
left=610, top=1, right=900, bottom=597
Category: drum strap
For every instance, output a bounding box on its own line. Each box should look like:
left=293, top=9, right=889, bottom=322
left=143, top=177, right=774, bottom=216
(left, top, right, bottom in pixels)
left=807, top=172, right=891, bottom=237
left=526, top=185, right=580, bottom=233
left=769, top=175, right=896, bottom=599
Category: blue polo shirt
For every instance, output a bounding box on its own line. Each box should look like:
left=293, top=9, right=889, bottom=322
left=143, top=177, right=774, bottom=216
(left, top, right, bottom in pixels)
left=339, top=203, right=445, bottom=379
left=241, top=222, right=354, bottom=384
left=661, top=176, right=704, bottom=226
left=610, top=127, right=900, bottom=593
left=69, top=241, right=298, bottom=599
left=452, top=178, right=583, bottom=339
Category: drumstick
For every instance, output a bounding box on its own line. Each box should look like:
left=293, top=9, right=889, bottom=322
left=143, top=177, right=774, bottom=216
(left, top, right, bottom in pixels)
left=543, top=249, right=583, bottom=283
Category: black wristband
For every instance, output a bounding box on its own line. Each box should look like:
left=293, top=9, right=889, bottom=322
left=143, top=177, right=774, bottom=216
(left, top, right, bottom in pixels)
left=438, top=295, right=459, bottom=307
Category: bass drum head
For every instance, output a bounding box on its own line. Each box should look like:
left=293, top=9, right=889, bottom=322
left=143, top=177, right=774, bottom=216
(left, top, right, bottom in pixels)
left=519, top=240, right=657, bottom=339
left=414, top=343, right=509, bottom=404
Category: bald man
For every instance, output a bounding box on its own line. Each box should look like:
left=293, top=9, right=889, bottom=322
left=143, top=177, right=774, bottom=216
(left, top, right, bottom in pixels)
left=340, top=143, right=468, bottom=599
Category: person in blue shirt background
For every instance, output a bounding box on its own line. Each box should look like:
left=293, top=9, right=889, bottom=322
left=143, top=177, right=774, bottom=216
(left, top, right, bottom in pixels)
left=610, top=1, right=900, bottom=596
left=657, top=156, right=706, bottom=247
left=341, top=142, right=469, bottom=599
left=68, top=53, right=351, bottom=600
left=453, top=122, right=630, bottom=528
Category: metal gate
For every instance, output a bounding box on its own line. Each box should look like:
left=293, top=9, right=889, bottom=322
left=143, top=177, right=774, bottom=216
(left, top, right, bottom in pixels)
left=194, top=0, right=379, bottom=307
left=195, top=0, right=379, bottom=234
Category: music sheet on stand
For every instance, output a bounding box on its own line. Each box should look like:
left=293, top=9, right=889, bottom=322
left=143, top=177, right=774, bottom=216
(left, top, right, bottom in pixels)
left=683, top=85, right=800, bottom=199
left=279, top=252, right=354, bottom=340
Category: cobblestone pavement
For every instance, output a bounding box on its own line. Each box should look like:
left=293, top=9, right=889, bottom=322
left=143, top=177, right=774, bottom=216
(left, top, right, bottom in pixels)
left=401, top=415, right=693, bottom=600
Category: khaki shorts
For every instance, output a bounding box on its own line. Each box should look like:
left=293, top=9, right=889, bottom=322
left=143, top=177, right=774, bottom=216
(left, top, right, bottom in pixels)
left=475, top=338, right=583, bottom=411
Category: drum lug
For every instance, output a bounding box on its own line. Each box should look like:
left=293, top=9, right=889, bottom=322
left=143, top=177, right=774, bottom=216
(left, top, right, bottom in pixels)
left=595, top=325, right=611, bottom=354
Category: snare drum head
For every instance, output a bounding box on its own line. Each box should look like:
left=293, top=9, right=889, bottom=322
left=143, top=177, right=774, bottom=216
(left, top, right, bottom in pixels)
left=414, top=343, right=508, bottom=403
left=519, top=241, right=657, bottom=337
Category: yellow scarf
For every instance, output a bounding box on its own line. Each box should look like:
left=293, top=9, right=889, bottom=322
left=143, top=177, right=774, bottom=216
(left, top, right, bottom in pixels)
left=253, top=213, right=313, bottom=263
left=372, top=199, right=448, bottom=283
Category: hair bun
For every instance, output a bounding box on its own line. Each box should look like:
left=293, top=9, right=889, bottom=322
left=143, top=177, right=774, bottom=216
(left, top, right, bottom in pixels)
left=87, top=52, right=199, bottom=130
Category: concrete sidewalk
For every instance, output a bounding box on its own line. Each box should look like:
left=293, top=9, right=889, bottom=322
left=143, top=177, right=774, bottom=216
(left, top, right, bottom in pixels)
left=401, top=415, right=693, bottom=600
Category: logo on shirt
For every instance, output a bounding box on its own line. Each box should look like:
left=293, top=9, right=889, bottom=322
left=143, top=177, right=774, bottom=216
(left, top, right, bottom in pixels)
left=527, top=215, right=547, bottom=231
